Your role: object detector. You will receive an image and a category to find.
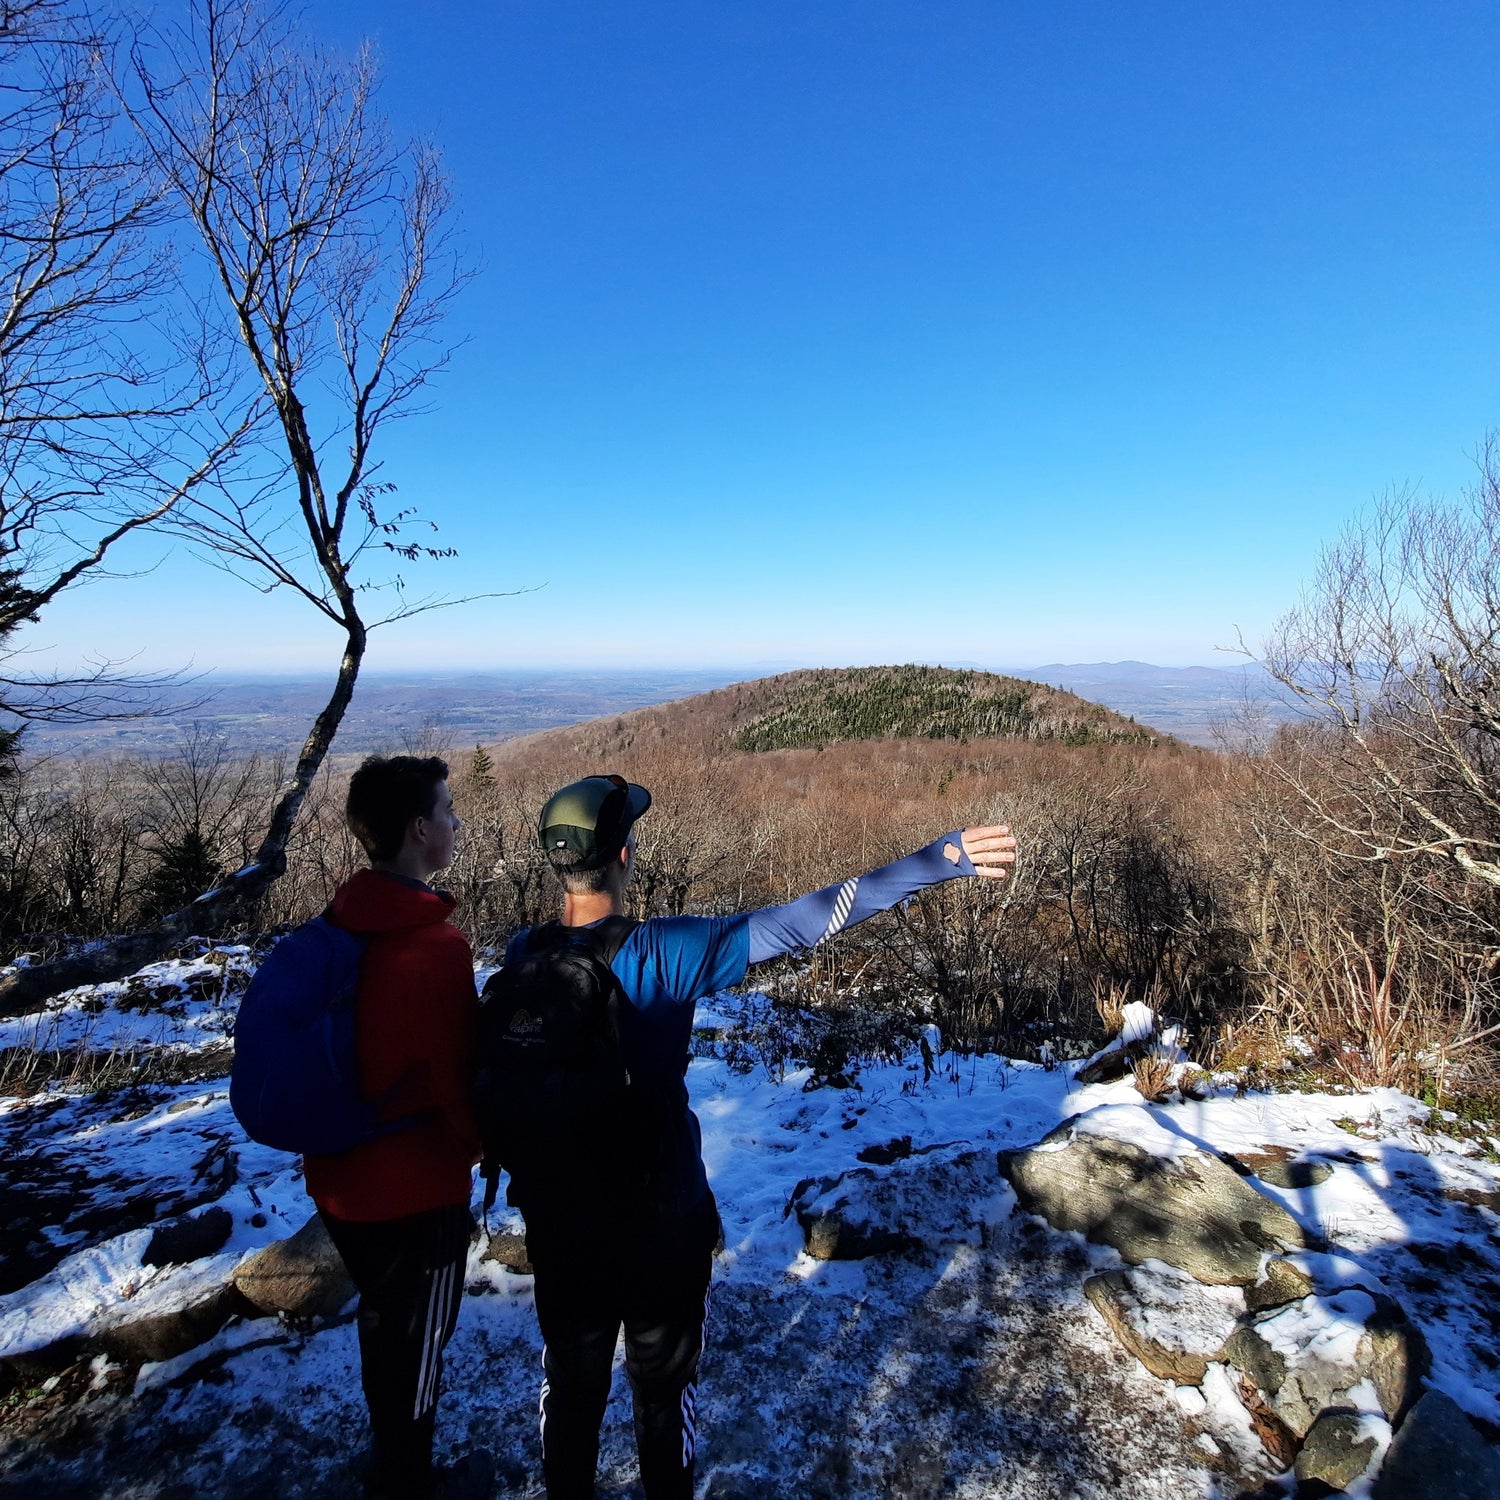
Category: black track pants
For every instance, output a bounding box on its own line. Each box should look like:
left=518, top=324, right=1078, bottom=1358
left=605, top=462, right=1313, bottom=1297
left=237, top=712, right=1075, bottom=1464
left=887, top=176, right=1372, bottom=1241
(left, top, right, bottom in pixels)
left=320, top=1203, right=472, bottom=1495
left=532, top=1240, right=713, bottom=1500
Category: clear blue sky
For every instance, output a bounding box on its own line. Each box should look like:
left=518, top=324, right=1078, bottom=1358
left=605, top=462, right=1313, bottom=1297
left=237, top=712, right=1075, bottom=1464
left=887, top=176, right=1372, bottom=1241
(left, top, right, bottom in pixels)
left=30, top=1, right=1500, bottom=674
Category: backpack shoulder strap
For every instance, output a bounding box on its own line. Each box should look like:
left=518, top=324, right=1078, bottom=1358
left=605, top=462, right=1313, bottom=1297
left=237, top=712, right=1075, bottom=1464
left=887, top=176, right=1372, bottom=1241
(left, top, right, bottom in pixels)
left=573, top=914, right=638, bottom=969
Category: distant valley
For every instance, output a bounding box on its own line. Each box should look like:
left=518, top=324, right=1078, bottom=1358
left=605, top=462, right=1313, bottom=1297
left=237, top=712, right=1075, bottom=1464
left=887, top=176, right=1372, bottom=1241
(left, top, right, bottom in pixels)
left=16, top=660, right=1298, bottom=757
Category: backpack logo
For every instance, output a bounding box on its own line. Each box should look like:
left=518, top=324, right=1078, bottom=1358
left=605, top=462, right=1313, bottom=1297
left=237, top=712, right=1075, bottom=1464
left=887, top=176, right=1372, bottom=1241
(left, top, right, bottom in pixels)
left=506, top=1008, right=544, bottom=1039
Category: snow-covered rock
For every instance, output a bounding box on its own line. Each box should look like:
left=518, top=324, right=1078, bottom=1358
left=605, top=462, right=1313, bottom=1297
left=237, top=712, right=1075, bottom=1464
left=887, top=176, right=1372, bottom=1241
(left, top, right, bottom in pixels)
left=1083, top=1263, right=1244, bottom=1384
left=1295, top=1408, right=1387, bottom=1494
left=1222, top=1287, right=1428, bottom=1437
left=789, top=1145, right=1002, bottom=1261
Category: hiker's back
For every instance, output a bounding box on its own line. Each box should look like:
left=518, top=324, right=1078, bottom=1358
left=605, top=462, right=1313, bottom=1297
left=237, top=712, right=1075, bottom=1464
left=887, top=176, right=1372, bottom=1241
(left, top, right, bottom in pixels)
left=476, top=916, right=705, bottom=1250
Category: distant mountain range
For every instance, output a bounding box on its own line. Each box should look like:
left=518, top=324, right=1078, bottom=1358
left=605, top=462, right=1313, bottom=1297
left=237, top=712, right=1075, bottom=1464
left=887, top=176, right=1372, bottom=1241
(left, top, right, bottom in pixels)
left=14, top=660, right=1300, bottom=756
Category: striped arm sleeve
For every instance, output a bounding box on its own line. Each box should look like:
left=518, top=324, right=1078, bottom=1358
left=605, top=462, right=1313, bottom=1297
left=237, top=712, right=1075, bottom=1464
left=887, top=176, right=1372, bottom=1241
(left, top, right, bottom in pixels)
left=745, top=831, right=976, bottom=964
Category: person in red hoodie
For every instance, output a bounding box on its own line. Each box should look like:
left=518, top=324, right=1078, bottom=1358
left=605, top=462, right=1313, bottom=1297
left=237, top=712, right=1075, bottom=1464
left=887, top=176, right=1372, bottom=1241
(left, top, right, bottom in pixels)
left=303, top=754, right=481, bottom=1499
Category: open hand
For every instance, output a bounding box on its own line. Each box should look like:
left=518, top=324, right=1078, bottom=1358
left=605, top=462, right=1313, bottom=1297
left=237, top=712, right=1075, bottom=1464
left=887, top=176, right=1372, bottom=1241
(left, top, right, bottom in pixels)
left=957, top=825, right=1018, bottom=880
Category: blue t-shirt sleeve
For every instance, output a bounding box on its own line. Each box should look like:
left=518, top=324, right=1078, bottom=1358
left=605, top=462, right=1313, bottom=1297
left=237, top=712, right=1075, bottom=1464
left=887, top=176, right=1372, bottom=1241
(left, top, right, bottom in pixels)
left=613, top=914, right=750, bottom=1008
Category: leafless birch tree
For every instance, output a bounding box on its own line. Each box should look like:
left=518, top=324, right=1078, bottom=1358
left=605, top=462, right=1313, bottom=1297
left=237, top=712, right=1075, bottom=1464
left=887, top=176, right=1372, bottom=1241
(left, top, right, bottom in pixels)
left=0, top=0, right=471, bottom=1013
left=0, top=0, right=246, bottom=733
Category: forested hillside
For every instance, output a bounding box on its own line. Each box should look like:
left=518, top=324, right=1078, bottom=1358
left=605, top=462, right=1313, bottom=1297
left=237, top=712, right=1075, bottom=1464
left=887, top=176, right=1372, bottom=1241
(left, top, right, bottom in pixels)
left=730, top=665, right=1154, bottom=750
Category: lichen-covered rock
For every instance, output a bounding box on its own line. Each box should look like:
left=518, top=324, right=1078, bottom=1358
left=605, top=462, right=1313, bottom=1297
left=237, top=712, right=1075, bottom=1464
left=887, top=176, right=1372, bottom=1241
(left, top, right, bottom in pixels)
left=1083, top=1264, right=1244, bottom=1384
left=1295, top=1409, right=1384, bottom=1493
left=1244, top=1257, right=1315, bottom=1313
left=1243, top=1157, right=1333, bottom=1190
left=480, top=1230, right=532, bottom=1275
left=791, top=1148, right=999, bottom=1261
left=232, top=1213, right=354, bottom=1320
left=1370, top=1391, right=1500, bottom=1500
left=997, top=1125, right=1308, bottom=1285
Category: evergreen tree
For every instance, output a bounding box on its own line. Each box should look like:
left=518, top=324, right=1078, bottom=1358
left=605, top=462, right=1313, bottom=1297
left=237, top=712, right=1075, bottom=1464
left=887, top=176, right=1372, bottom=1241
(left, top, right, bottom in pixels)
left=143, top=831, right=222, bottom=920
left=469, top=743, right=494, bottom=786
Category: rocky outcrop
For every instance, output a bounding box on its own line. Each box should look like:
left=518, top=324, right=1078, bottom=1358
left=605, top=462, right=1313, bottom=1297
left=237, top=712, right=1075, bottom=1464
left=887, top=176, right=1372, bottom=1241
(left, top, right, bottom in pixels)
left=998, top=1121, right=1482, bottom=1494
left=232, top=1213, right=354, bottom=1320
left=996, top=1125, right=1309, bottom=1284
left=1222, top=1288, right=1428, bottom=1436
left=791, top=1147, right=999, bottom=1261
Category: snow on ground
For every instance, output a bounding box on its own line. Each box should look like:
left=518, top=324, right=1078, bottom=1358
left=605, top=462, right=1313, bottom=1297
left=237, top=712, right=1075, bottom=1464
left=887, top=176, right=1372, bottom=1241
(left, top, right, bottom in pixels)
left=0, top=949, right=255, bottom=1055
left=0, top=987, right=1497, bottom=1497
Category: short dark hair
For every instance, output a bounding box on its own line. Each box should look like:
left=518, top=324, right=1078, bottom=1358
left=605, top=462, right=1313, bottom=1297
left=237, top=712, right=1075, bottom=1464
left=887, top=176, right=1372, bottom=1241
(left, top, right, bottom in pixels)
left=547, top=849, right=614, bottom=897
left=346, top=755, right=449, bottom=862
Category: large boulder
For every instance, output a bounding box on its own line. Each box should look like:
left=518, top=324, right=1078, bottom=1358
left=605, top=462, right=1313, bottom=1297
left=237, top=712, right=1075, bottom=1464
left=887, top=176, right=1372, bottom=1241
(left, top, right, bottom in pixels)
left=791, top=1148, right=999, bottom=1261
left=232, top=1212, right=354, bottom=1320
left=997, top=1124, right=1309, bottom=1284
left=1223, top=1289, right=1428, bottom=1437
left=1083, top=1264, right=1244, bottom=1384
left=1370, top=1391, right=1500, bottom=1500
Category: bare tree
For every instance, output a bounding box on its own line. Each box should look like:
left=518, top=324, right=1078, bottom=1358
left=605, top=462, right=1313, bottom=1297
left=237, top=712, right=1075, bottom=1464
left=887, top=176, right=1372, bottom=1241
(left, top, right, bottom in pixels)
left=0, top=0, right=472, bottom=1013
left=1263, top=449, right=1500, bottom=892
left=0, top=0, right=248, bottom=728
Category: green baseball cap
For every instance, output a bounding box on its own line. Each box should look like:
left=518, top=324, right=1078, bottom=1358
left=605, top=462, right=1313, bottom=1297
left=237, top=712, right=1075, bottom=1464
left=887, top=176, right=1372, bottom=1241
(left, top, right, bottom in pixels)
left=538, top=774, right=652, bottom=870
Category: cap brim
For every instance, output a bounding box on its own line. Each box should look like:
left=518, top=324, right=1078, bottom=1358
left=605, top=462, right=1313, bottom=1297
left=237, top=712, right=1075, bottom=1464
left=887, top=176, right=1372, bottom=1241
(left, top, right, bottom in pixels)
left=623, top=782, right=652, bottom=825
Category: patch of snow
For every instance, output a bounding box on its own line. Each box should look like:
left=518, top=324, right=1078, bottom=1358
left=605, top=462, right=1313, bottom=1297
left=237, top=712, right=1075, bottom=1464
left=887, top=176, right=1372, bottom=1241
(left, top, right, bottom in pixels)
left=1254, top=1288, right=1376, bottom=1370
left=1172, top=1383, right=1208, bottom=1416
left=1119, top=1000, right=1156, bottom=1044
left=1123, top=1261, right=1246, bottom=1357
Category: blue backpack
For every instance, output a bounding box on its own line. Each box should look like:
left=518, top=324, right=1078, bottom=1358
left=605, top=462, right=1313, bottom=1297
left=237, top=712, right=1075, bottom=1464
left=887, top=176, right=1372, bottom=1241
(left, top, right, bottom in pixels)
left=231, top=915, right=420, bottom=1156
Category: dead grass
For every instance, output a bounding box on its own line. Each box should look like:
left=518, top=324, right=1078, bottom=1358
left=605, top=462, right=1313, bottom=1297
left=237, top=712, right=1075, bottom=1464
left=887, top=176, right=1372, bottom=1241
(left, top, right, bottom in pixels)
left=1131, top=1053, right=1176, bottom=1103
left=1092, top=979, right=1127, bottom=1037
left=0, top=1041, right=233, bottom=1098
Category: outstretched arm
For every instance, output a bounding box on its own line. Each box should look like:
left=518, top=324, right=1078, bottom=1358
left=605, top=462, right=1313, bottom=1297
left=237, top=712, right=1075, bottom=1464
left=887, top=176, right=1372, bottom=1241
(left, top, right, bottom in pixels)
left=746, top=825, right=1016, bottom=964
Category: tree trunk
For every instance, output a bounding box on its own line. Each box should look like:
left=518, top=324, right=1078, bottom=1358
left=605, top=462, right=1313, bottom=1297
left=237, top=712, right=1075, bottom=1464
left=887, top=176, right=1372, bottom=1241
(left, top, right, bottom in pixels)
left=0, top=628, right=364, bottom=1018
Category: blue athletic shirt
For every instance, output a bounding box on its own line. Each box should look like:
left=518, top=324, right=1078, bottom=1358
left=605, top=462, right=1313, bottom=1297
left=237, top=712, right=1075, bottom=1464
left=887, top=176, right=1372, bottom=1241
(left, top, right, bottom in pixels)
left=502, top=831, right=978, bottom=1214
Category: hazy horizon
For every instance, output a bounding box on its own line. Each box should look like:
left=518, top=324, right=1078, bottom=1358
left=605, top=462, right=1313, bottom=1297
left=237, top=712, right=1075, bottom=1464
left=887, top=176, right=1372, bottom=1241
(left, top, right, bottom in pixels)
left=16, top=3, right=1500, bottom=684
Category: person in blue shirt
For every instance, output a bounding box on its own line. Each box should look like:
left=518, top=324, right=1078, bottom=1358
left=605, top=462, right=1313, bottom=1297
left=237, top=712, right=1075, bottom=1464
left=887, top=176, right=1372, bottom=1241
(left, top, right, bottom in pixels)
left=503, top=773, right=1017, bottom=1500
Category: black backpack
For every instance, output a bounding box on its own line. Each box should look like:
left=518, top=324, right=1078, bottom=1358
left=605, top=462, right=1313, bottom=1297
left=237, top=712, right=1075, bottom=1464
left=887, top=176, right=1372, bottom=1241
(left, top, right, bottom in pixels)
left=474, top=916, right=666, bottom=1231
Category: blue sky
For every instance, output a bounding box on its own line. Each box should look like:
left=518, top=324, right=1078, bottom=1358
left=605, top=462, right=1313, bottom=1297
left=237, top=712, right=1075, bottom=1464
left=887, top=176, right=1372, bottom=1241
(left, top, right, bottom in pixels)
left=29, top=1, right=1500, bottom=673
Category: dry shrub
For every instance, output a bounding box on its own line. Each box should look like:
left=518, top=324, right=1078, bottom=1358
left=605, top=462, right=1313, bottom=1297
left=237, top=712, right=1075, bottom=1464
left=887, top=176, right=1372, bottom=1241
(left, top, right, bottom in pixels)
left=1092, top=978, right=1127, bottom=1036
left=1131, top=1053, right=1176, bottom=1103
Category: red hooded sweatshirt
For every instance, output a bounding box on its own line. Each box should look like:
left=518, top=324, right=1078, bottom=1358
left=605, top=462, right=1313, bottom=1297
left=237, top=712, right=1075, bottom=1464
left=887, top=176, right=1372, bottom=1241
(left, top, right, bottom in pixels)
left=302, top=869, right=481, bottom=1222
